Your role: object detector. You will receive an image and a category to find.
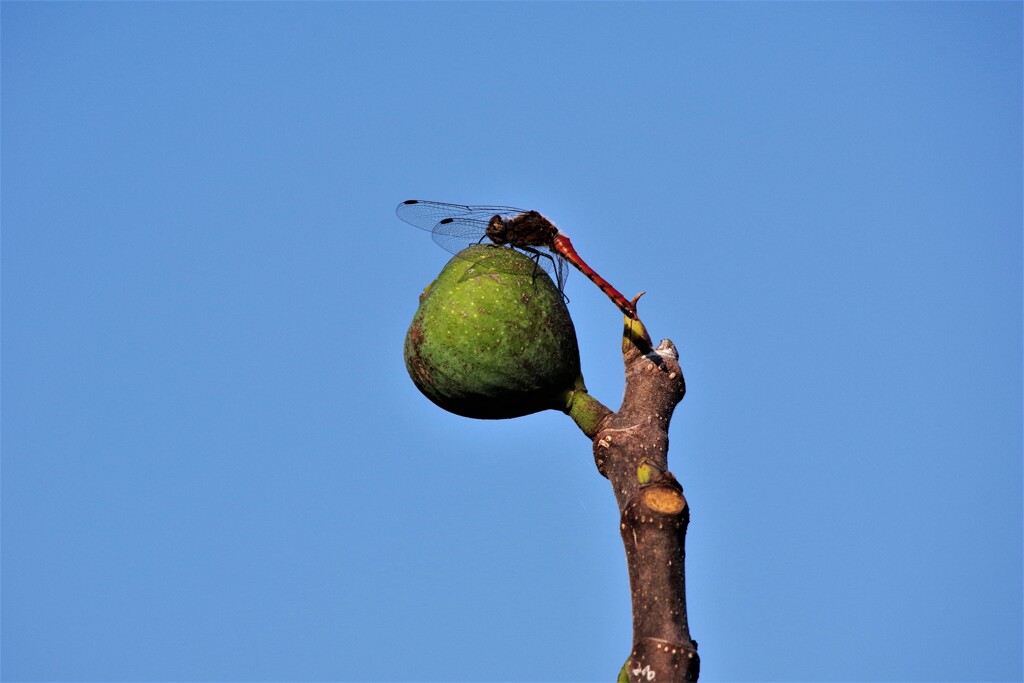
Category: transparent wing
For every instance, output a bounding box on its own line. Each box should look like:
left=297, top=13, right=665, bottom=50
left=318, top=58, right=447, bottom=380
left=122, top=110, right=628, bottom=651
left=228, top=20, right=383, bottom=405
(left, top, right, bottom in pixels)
left=395, top=200, right=527, bottom=233
left=429, top=219, right=489, bottom=254
left=449, top=244, right=565, bottom=288
left=395, top=199, right=564, bottom=283
left=396, top=199, right=523, bottom=254
left=508, top=243, right=565, bottom=281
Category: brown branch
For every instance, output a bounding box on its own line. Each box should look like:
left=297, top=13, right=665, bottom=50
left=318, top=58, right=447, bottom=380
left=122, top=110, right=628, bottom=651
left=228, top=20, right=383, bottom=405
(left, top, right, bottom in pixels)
left=596, top=316, right=699, bottom=683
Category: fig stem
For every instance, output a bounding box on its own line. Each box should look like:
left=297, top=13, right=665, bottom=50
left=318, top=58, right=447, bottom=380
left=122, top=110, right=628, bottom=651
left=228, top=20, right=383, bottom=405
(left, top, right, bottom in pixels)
left=561, top=378, right=611, bottom=439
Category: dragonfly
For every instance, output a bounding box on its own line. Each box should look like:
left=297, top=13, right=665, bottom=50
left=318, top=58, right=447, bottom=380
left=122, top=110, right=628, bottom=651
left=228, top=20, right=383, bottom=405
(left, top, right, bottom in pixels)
left=396, top=200, right=638, bottom=319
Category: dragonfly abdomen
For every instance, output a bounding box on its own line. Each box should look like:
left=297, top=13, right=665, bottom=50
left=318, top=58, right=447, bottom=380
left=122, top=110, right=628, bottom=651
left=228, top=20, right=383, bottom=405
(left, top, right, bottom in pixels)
left=551, top=234, right=638, bottom=319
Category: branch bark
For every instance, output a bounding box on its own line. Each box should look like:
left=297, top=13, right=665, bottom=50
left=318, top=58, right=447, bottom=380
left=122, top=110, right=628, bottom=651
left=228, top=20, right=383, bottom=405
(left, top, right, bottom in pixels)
left=595, top=318, right=699, bottom=682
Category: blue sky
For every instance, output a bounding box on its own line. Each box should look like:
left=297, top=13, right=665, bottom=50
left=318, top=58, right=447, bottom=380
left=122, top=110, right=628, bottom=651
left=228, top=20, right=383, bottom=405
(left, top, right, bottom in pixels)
left=2, top=2, right=1021, bottom=681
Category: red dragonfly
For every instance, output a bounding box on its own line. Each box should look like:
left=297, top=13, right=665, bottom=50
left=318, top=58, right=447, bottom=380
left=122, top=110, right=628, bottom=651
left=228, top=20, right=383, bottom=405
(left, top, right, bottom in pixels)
left=396, top=200, right=638, bottom=319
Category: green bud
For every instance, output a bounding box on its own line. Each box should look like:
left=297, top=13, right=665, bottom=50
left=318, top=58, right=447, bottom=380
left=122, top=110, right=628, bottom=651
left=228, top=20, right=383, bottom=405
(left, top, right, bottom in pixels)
left=404, top=245, right=583, bottom=419
left=617, top=658, right=631, bottom=683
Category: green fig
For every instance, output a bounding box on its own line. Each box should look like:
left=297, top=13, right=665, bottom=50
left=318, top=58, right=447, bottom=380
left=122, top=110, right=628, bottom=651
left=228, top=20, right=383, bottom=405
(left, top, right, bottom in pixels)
left=404, top=245, right=583, bottom=420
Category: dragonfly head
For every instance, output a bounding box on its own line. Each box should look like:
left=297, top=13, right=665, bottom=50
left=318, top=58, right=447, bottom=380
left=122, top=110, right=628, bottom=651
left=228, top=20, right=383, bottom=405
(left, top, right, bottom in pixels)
left=485, top=214, right=508, bottom=246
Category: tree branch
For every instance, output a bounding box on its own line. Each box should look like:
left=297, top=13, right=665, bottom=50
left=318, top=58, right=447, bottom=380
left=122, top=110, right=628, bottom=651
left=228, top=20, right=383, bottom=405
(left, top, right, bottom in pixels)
left=598, top=317, right=699, bottom=683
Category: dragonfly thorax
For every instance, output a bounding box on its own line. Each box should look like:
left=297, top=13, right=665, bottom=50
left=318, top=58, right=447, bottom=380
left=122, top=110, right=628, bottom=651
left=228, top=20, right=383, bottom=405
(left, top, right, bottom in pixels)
left=485, top=210, right=559, bottom=248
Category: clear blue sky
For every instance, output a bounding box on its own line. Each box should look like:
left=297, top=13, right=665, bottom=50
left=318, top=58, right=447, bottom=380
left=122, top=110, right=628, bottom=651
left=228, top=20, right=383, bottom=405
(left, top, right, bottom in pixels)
left=2, top=3, right=1021, bottom=681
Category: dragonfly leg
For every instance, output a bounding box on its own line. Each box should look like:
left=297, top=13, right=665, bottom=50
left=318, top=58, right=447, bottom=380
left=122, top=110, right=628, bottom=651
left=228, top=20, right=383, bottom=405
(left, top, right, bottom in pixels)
left=518, top=246, right=569, bottom=301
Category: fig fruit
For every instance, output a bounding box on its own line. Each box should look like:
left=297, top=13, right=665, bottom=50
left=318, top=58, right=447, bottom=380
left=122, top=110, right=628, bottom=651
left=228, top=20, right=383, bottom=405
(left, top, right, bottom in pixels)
left=404, top=245, right=583, bottom=419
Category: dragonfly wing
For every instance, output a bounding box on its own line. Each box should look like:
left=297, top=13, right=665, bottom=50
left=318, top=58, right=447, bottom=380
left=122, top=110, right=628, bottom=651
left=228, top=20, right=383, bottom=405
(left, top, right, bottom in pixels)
left=397, top=200, right=562, bottom=285
left=431, top=221, right=488, bottom=255
left=506, top=243, right=563, bottom=281
left=396, top=200, right=528, bottom=231
left=551, top=250, right=569, bottom=292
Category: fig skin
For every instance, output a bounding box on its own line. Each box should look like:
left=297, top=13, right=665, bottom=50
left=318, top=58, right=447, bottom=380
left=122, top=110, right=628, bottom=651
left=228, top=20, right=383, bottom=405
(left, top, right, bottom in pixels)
left=404, top=245, right=583, bottom=420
